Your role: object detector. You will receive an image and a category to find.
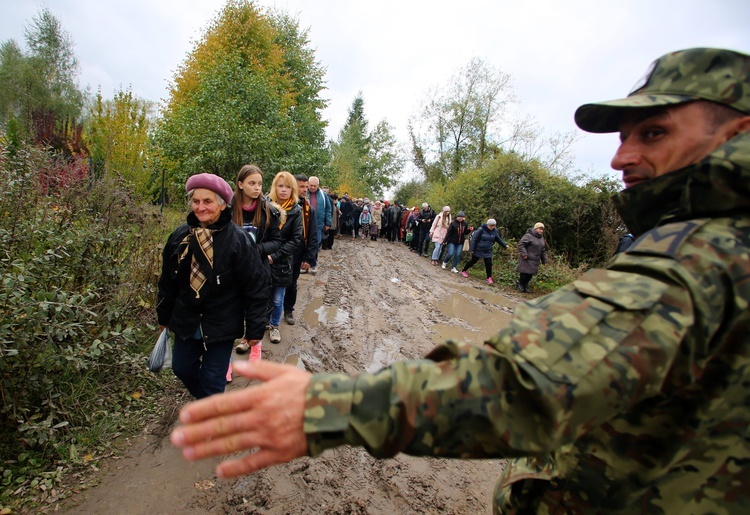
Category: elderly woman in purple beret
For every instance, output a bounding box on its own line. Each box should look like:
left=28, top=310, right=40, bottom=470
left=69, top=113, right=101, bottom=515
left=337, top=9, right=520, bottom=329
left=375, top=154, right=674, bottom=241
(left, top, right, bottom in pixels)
left=157, top=173, right=270, bottom=399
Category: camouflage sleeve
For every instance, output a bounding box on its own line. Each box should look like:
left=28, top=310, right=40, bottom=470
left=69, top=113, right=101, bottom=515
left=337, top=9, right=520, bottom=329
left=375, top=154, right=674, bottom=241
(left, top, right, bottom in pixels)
left=304, top=220, right=734, bottom=460
left=304, top=267, right=695, bottom=458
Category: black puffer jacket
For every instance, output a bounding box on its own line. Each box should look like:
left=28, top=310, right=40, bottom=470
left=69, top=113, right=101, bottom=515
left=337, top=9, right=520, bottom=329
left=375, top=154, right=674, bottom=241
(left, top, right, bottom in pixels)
left=270, top=203, right=303, bottom=287
left=157, top=209, right=270, bottom=343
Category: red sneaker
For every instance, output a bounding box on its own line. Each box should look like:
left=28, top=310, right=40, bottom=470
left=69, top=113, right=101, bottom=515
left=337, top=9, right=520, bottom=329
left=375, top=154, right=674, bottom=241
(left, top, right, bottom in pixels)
left=249, top=342, right=262, bottom=362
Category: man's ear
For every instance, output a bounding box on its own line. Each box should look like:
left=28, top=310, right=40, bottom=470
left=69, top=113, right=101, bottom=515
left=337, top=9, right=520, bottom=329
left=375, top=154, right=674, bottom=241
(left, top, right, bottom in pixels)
left=729, top=115, right=750, bottom=137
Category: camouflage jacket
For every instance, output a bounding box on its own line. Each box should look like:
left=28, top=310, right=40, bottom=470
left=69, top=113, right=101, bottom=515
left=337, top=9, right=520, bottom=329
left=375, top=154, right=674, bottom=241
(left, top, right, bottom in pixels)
left=304, top=132, right=750, bottom=514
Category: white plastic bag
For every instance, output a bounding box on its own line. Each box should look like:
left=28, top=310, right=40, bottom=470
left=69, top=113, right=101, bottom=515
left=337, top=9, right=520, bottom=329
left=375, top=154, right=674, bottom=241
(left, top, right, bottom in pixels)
left=148, top=328, right=172, bottom=373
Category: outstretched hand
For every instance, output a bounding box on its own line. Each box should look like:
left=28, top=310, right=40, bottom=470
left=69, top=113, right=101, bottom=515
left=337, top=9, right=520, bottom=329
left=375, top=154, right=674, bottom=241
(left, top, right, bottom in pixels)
left=170, top=360, right=312, bottom=478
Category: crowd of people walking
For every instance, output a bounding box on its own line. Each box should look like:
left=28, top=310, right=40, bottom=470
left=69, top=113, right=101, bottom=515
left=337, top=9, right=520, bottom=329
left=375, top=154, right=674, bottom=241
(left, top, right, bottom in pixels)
left=158, top=165, right=549, bottom=399
left=329, top=195, right=549, bottom=291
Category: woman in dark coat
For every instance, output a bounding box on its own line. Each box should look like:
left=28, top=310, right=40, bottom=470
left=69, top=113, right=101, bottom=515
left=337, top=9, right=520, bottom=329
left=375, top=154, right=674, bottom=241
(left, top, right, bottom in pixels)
left=157, top=173, right=269, bottom=399
left=516, top=222, right=548, bottom=292
left=460, top=218, right=508, bottom=284
left=266, top=171, right=303, bottom=345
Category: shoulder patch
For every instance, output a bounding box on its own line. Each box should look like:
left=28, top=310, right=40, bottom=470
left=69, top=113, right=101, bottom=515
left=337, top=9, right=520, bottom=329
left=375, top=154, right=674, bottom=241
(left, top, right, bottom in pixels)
left=629, top=220, right=709, bottom=257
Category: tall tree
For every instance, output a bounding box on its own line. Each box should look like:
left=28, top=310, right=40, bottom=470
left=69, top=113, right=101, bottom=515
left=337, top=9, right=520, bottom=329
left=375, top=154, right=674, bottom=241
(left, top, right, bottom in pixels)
left=24, top=8, right=82, bottom=121
left=409, top=58, right=515, bottom=182
left=0, top=8, right=84, bottom=150
left=329, top=94, right=402, bottom=198
left=153, top=0, right=328, bottom=194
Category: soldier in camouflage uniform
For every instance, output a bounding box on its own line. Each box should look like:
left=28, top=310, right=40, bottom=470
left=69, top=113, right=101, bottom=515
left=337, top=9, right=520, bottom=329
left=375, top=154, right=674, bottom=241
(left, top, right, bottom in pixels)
left=171, top=48, right=750, bottom=513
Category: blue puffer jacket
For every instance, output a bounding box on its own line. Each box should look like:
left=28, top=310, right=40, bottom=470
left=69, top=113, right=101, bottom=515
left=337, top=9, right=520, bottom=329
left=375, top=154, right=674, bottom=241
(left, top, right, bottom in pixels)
left=469, top=224, right=508, bottom=258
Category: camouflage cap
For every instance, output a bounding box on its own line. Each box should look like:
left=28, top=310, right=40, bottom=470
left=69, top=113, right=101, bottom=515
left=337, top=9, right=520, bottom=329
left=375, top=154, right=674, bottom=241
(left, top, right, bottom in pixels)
left=575, top=48, right=750, bottom=133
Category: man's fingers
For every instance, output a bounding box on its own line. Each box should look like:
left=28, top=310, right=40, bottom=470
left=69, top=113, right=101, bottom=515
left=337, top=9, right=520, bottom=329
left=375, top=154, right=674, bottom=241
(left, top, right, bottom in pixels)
left=172, top=406, right=267, bottom=449
left=176, top=384, right=259, bottom=425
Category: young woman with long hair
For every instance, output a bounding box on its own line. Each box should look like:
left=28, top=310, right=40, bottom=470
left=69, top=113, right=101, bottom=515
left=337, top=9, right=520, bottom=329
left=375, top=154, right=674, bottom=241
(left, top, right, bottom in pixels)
left=229, top=165, right=282, bottom=373
left=265, top=171, right=303, bottom=345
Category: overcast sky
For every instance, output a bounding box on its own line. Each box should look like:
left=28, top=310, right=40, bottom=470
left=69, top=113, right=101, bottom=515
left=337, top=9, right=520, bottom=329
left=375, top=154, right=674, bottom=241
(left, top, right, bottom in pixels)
left=3, top=0, right=749, bottom=183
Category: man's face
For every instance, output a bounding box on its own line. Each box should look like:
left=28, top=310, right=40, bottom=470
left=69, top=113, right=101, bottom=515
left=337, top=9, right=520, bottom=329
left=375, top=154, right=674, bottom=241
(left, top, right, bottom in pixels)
left=297, top=180, right=309, bottom=198
left=309, top=178, right=319, bottom=193
left=611, top=102, right=733, bottom=188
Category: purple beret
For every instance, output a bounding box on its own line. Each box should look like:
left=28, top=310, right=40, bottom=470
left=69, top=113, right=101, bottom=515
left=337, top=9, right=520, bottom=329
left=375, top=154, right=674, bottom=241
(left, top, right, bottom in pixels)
left=185, top=173, right=233, bottom=205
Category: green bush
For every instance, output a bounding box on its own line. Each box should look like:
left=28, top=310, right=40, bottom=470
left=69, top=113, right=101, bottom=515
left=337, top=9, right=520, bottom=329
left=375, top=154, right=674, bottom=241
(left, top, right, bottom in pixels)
left=0, top=143, right=180, bottom=510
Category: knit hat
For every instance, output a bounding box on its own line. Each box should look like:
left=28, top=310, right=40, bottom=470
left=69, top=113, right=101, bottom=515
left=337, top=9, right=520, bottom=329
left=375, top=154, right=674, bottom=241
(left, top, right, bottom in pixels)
left=442, top=206, right=450, bottom=212
left=534, top=222, right=545, bottom=229
left=185, top=173, right=233, bottom=205
left=456, top=211, right=466, bottom=217
left=363, top=207, right=369, bottom=212
left=487, top=218, right=497, bottom=226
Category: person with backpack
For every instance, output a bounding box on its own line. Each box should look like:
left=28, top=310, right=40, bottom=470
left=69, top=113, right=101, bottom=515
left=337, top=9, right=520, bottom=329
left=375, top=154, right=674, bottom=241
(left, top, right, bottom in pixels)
left=230, top=165, right=282, bottom=367
left=460, top=218, right=508, bottom=284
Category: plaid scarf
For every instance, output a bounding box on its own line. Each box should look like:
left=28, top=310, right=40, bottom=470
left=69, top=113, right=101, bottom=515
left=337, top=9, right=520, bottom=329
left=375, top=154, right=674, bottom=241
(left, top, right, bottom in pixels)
left=179, top=227, right=216, bottom=298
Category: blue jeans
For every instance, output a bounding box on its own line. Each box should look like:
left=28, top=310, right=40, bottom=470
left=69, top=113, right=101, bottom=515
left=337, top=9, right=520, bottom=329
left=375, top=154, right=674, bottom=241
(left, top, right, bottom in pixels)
left=443, top=242, right=463, bottom=269
left=270, top=286, right=286, bottom=326
left=431, top=242, right=444, bottom=260
left=172, top=333, right=233, bottom=399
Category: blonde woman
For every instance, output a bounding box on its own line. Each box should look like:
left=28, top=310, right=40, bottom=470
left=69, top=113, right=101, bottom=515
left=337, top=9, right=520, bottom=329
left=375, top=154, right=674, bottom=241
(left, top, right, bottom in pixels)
left=429, top=206, right=451, bottom=265
left=265, top=172, right=303, bottom=344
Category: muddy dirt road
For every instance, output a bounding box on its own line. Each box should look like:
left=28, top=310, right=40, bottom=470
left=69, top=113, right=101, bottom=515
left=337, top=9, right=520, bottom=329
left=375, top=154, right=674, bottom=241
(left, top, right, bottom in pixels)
left=66, top=236, right=524, bottom=514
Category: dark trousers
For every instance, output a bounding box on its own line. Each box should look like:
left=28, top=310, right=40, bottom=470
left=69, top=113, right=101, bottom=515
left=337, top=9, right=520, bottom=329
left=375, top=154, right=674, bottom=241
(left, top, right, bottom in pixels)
left=387, top=224, right=399, bottom=242
left=462, top=256, right=493, bottom=278
left=417, top=226, right=431, bottom=254
left=409, top=228, right=419, bottom=250
left=172, top=335, right=233, bottom=399
left=322, top=229, right=336, bottom=249
left=283, top=259, right=303, bottom=315
left=519, top=273, right=534, bottom=289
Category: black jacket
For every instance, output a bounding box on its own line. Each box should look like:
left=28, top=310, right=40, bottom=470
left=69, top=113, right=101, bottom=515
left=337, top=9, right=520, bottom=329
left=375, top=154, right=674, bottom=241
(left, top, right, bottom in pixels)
left=443, top=218, right=470, bottom=245
left=416, top=208, right=436, bottom=231
left=157, top=209, right=270, bottom=343
left=238, top=197, right=283, bottom=260
left=270, top=203, right=303, bottom=286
